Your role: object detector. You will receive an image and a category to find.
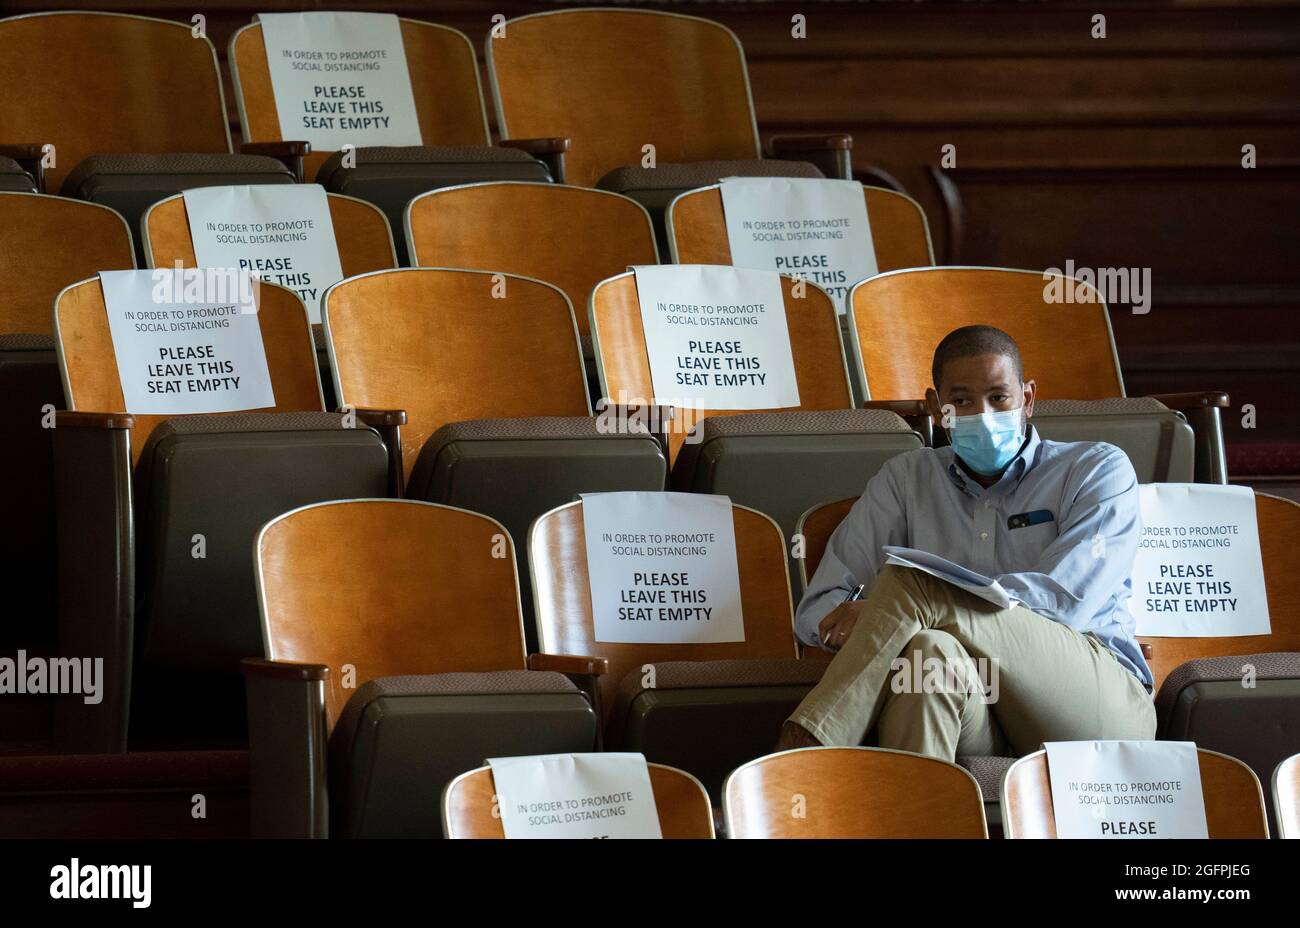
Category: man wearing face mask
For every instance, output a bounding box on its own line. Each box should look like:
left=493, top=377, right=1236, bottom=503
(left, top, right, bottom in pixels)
left=775, top=324, right=1155, bottom=757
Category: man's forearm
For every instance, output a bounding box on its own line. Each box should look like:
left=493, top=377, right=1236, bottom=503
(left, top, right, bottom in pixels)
left=795, top=591, right=837, bottom=647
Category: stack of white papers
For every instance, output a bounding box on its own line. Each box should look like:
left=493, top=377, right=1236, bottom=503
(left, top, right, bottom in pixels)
left=882, top=546, right=1020, bottom=610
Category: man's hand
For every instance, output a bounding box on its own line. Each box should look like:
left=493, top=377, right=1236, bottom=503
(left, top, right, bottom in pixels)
left=817, top=600, right=866, bottom=652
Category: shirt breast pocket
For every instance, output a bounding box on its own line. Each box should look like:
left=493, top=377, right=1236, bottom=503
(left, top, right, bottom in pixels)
left=1006, top=520, right=1058, bottom=557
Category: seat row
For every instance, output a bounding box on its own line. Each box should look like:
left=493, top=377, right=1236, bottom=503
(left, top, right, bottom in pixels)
left=44, top=485, right=1300, bottom=837
left=0, top=8, right=855, bottom=259
left=446, top=746, right=1300, bottom=838
left=0, top=178, right=1229, bottom=477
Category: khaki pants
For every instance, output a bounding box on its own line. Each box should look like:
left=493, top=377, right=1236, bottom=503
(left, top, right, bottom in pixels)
left=791, top=564, right=1156, bottom=759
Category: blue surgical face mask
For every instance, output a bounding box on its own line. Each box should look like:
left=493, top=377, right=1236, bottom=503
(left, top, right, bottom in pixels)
left=948, top=407, right=1026, bottom=476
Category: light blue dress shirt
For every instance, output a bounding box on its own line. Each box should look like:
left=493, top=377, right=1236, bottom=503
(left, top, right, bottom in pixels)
left=797, top=425, right=1154, bottom=689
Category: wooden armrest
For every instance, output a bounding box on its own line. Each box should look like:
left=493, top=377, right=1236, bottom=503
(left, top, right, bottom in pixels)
left=57, top=410, right=135, bottom=430
left=242, top=656, right=330, bottom=837
left=350, top=407, right=408, bottom=427
left=863, top=398, right=933, bottom=446
left=1141, top=643, right=1154, bottom=661
left=528, top=653, right=609, bottom=676
left=0, top=142, right=47, bottom=191
left=241, top=141, right=311, bottom=157
left=240, top=657, right=330, bottom=682
left=598, top=403, right=675, bottom=459
left=768, top=133, right=853, bottom=181
left=1147, top=391, right=1230, bottom=410
left=531, top=652, right=608, bottom=746
left=500, top=137, right=569, bottom=183
left=862, top=399, right=927, bottom=417
left=769, top=132, right=853, bottom=154
left=342, top=408, right=406, bottom=496
left=500, top=137, right=571, bottom=155
left=241, top=141, right=311, bottom=182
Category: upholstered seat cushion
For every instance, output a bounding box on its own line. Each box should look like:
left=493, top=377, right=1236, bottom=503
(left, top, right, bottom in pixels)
left=674, top=407, right=911, bottom=484
left=605, top=655, right=821, bottom=743
left=129, top=411, right=390, bottom=685
left=1155, top=651, right=1300, bottom=723
left=596, top=158, right=823, bottom=194
left=134, top=411, right=358, bottom=501
left=1036, top=396, right=1174, bottom=415
left=60, top=152, right=291, bottom=199
left=1031, top=397, right=1193, bottom=483
left=615, top=659, right=827, bottom=698
left=407, top=415, right=656, bottom=501
left=314, top=143, right=538, bottom=184
left=328, top=671, right=596, bottom=838
left=330, top=670, right=581, bottom=763
left=956, top=754, right=1016, bottom=805
left=0, top=333, right=55, bottom=351
left=608, top=658, right=828, bottom=797
left=61, top=153, right=295, bottom=260
left=0, top=155, right=36, bottom=192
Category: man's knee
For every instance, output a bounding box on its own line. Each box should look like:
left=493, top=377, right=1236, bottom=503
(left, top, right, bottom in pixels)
left=902, top=628, right=967, bottom=660
left=889, top=629, right=982, bottom=697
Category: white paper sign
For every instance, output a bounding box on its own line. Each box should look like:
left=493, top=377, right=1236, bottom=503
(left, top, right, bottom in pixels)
left=632, top=264, right=800, bottom=411
left=98, top=269, right=276, bottom=415
left=1044, top=741, right=1208, bottom=839
left=182, top=185, right=344, bottom=323
left=1132, top=484, right=1270, bottom=637
left=581, top=492, right=745, bottom=644
left=487, top=753, right=662, bottom=839
left=719, top=177, right=877, bottom=314
left=258, top=12, right=422, bottom=150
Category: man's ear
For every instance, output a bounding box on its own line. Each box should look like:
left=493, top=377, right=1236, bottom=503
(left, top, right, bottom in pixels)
left=1022, top=378, right=1037, bottom=418
left=925, top=387, right=945, bottom=428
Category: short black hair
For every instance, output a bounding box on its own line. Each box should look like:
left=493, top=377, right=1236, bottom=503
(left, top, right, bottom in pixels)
left=931, top=325, right=1024, bottom=389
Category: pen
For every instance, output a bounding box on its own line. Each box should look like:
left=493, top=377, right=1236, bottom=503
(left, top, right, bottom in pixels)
left=821, top=584, right=867, bottom=648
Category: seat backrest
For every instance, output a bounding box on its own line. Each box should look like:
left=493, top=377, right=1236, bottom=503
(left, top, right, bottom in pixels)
left=230, top=17, right=489, bottom=180
left=530, top=499, right=796, bottom=723
left=142, top=191, right=397, bottom=278
left=406, top=182, right=658, bottom=344
left=0, top=12, right=232, bottom=192
left=723, top=746, right=987, bottom=838
left=488, top=9, right=760, bottom=188
left=1139, top=493, right=1300, bottom=689
left=322, top=267, right=590, bottom=478
left=0, top=193, right=135, bottom=335
left=668, top=184, right=935, bottom=270
left=849, top=267, right=1124, bottom=401
left=1004, top=747, right=1269, bottom=838
left=796, top=497, right=857, bottom=590
left=590, top=270, right=852, bottom=464
left=1274, top=752, right=1300, bottom=839
left=54, top=277, right=323, bottom=462
left=443, top=762, right=715, bottom=838
left=256, top=499, right=529, bottom=729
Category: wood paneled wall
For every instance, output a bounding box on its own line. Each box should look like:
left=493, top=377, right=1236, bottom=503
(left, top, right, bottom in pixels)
left=3, top=0, right=1297, bottom=459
